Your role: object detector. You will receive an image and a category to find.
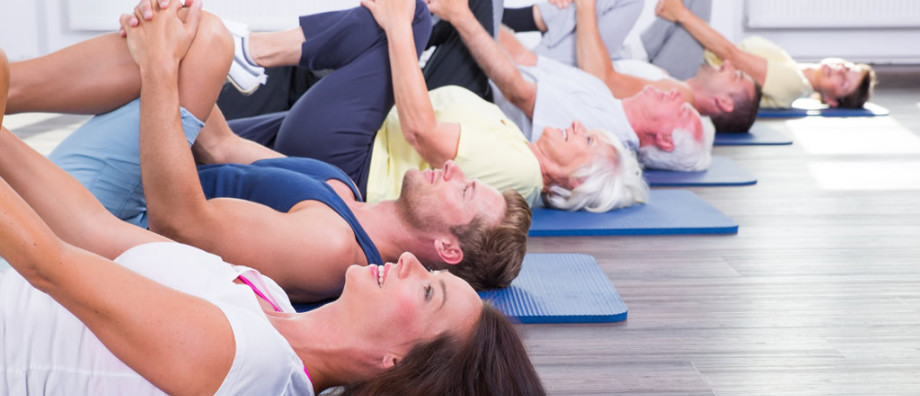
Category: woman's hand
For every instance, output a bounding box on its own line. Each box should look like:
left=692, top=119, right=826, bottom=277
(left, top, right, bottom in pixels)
left=117, top=0, right=202, bottom=71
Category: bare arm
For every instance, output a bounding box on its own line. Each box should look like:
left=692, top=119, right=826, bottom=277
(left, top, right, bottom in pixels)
left=655, top=0, right=767, bottom=85
left=572, top=0, right=645, bottom=98
left=0, top=45, right=156, bottom=258
left=430, top=0, right=538, bottom=118
left=363, top=0, right=459, bottom=168
left=0, top=173, right=233, bottom=396
left=0, top=5, right=234, bottom=394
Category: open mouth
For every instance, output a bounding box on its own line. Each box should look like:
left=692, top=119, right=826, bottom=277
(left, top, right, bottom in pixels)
left=371, top=264, right=390, bottom=287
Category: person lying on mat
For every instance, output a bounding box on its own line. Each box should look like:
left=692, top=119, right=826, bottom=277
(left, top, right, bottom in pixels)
left=1, top=37, right=543, bottom=396
left=199, top=0, right=643, bottom=213
left=424, top=0, right=714, bottom=172
left=499, top=0, right=760, bottom=133
left=655, top=0, right=876, bottom=109
left=4, top=0, right=529, bottom=302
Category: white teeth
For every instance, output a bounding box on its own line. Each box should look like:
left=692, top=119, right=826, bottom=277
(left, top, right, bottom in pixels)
left=378, top=265, right=384, bottom=286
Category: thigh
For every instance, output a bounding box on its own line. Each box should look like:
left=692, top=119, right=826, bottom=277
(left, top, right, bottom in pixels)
left=49, top=100, right=204, bottom=228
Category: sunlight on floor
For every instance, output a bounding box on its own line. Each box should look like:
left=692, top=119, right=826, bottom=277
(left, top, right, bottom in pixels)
left=809, top=161, right=920, bottom=190
left=789, top=118, right=920, bottom=155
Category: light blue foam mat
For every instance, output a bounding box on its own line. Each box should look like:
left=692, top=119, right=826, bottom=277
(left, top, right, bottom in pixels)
left=529, top=189, right=738, bottom=236
left=714, top=123, right=793, bottom=146
left=758, top=99, right=889, bottom=118
left=478, top=253, right=627, bottom=324
left=644, top=156, right=756, bottom=187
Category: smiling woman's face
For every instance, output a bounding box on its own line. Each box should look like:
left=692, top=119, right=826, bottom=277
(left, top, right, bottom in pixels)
left=536, top=121, right=617, bottom=189
left=337, top=252, right=483, bottom=358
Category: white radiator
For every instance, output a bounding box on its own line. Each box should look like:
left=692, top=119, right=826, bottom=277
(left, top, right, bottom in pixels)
left=68, top=0, right=361, bottom=31
left=746, top=0, right=920, bottom=29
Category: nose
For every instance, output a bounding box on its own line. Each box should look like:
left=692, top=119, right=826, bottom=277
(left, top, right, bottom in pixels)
left=442, top=160, right=466, bottom=182
left=396, top=252, right=427, bottom=280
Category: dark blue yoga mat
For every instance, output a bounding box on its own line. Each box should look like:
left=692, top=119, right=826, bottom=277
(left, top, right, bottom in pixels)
left=714, top=123, right=792, bottom=146
left=478, top=253, right=627, bottom=324
left=529, top=189, right=738, bottom=236
left=758, top=100, right=889, bottom=118
left=644, top=156, right=756, bottom=187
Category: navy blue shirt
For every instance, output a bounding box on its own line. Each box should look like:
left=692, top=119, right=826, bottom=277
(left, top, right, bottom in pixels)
left=197, top=157, right=383, bottom=266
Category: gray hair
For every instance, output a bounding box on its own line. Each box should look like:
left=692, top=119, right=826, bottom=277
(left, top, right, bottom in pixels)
left=543, top=130, right=649, bottom=213
left=638, top=115, right=715, bottom=172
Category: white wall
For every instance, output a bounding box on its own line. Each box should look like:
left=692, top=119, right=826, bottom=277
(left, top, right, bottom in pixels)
left=2, top=0, right=919, bottom=63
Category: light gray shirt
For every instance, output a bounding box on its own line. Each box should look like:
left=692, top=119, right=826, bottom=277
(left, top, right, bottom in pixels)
left=492, top=56, right=639, bottom=151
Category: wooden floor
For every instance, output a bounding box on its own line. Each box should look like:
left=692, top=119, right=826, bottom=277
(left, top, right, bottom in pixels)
left=3, top=72, right=919, bottom=395
left=524, top=77, right=920, bottom=395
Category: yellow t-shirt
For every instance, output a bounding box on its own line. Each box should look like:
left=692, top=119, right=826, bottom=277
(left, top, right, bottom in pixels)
left=366, top=86, right=543, bottom=206
left=705, top=36, right=813, bottom=108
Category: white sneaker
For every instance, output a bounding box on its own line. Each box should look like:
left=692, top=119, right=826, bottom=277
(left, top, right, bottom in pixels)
left=224, top=20, right=267, bottom=95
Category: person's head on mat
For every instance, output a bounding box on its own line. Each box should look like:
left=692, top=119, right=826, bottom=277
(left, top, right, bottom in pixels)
left=812, top=58, right=876, bottom=109
left=396, top=161, right=531, bottom=290
left=687, top=60, right=763, bottom=132
left=536, top=120, right=647, bottom=213
left=623, top=86, right=715, bottom=171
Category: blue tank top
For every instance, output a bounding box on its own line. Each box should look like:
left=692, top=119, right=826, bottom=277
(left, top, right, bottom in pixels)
left=197, top=157, right=383, bottom=266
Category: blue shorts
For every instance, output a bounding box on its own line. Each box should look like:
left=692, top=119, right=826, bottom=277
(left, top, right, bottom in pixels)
left=48, top=99, right=205, bottom=228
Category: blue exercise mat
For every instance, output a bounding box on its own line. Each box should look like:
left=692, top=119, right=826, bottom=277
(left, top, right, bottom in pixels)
left=479, top=253, right=627, bottom=324
left=758, top=100, right=889, bottom=118
left=529, top=189, right=738, bottom=236
left=644, top=156, right=756, bottom=187
left=714, top=123, right=792, bottom=146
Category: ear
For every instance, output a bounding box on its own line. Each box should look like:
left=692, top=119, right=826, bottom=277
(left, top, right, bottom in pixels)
left=655, top=130, right=675, bottom=152
left=715, top=95, right=734, bottom=113
left=434, top=237, right=463, bottom=265
left=382, top=353, right=401, bottom=370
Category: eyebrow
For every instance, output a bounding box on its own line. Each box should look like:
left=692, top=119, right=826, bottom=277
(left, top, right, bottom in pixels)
left=439, top=279, right=448, bottom=311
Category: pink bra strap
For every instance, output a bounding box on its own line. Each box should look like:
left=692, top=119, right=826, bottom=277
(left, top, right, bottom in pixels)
left=237, top=274, right=284, bottom=313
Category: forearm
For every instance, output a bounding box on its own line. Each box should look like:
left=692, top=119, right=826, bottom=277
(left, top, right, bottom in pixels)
left=0, top=127, right=137, bottom=256
left=137, top=61, right=211, bottom=233
left=670, top=5, right=736, bottom=63
left=386, top=24, right=444, bottom=163
left=574, top=1, right=612, bottom=80
left=0, top=175, right=66, bottom=290
left=452, top=12, right=536, bottom=117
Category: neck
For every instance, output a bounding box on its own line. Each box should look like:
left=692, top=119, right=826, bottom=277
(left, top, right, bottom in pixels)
left=683, top=78, right=706, bottom=111
left=348, top=200, right=438, bottom=264
left=527, top=143, right=552, bottom=191
left=799, top=63, right=819, bottom=89
left=268, top=307, right=380, bottom=393
left=621, top=99, right=655, bottom=148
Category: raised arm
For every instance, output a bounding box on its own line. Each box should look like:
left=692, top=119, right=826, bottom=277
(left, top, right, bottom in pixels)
left=574, top=0, right=685, bottom=99
left=0, top=4, right=235, bottom=392
left=362, top=0, right=459, bottom=168
left=655, top=0, right=767, bottom=85
left=429, top=0, right=538, bottom=118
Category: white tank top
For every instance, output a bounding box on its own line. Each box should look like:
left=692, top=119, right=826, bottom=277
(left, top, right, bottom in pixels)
left=0, top=242, right=313, bottom=395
